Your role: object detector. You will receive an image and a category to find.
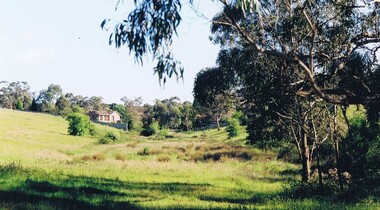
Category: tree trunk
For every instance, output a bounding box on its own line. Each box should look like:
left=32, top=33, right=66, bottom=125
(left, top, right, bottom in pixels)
left=300, top=131, right=311, bottom=182
left=316, top=144, right=323, bottom=186
left=216, top=115, right=221, bottom=130
left=333, top=105, right=344, bottom=190
left=334, top=138, right=344, bottom=190
left=297, top=100, right=311, bottom=183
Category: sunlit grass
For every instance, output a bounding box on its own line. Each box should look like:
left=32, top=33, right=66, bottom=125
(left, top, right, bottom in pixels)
left=0, top=109, right=378, bottom=209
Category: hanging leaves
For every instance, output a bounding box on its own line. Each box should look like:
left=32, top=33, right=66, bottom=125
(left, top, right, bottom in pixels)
left=102, top=0, right=184, bottom=84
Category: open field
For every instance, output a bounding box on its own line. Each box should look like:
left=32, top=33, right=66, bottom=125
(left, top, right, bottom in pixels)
left=0, top=109, right=378, bottom=209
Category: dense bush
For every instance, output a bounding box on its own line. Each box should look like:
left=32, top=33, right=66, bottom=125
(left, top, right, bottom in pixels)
left=66, top=113, right=94, bottom=136
left=342, top=117, right=375, bottom=181
left=97, top=132, right=121, bottom=144
left=141, top=121, right=159, bottom=136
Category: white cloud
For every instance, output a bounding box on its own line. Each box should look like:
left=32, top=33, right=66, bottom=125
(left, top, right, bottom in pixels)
left=17, top=48, right=56, bottom=63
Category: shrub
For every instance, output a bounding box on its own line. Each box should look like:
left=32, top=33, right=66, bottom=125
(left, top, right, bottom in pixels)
left=105, top=132, right=120, bottom=141
left=141, top=121, right=160, bottom=136
left=158, top=128, right=169, bottom=138
left=66, top=113, right=94, bottom=136
left=226, top=118, right=240, bottom=138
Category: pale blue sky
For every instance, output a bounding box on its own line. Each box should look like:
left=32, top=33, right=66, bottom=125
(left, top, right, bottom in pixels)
left=0, top=0, right=221, bottom=104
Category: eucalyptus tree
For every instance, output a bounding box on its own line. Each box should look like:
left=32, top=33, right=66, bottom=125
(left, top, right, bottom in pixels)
left=103, top=0, right=380, bottom=104
left=193, top=67, right=236, bottom=130
left=0, top=81, right=32, bottom=110
left=55, top=95, right=72, bottom=116
left=121, top=96, right=144, bottom=130
left=181, top=101, right=195, bottom=131
left=104, top=0, right=380, bottom=183
left=36, top=84, right=63, bottom=112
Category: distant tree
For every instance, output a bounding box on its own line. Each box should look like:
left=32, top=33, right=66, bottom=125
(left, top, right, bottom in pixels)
left=152, top=97, right=182, bottom=129
left=66, top=113, right=94, bottom=136
left=121, top=97, right=144, bottom=130
left=55, top=95, right=72, bottom=116
left=82, top=96, right=108, bottom=112
left=142, top=103, right=154, bottom=125
left=36, top=84, right=63, bottom=112
left=194, top=68, right=235, bottom=130
left=180, top=101, right=194, bottom=131
left=0, top=81, right=31, bottom=109
left=65, top=93, right=85, bottom=108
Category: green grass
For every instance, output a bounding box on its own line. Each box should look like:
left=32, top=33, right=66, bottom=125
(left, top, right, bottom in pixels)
left=0, top=109, right=378, bottom=209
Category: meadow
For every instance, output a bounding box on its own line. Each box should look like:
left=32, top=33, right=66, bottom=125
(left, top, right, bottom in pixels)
left=0, top=109, right=378, bottom=209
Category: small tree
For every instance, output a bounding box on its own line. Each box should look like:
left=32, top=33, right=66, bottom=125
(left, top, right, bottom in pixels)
left=66, top=113, right=93, bottom=136
left=16, top=99, right=23, bottom=110
left=226, top=118, right=240, bottom=138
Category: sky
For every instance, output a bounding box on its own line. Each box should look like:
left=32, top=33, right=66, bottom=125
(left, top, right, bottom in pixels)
left=0, top=0, right=222, bottom=104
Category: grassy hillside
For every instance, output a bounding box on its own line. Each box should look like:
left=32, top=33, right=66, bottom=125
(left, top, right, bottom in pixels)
left=0, top=109, right=378, bottom=209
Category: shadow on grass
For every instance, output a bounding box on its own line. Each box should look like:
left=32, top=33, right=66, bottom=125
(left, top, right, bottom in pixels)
left=0, top=190, right=138, bottom=210
left=0, top=167, right=213, bottom=209
left=199, top=192, right=271, bottom=204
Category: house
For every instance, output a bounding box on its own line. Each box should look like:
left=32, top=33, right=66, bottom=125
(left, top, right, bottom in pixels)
left=88, top=111, right=122, bottom=123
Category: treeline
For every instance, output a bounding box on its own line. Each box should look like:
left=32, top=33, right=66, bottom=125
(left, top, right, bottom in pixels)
left=0, top=81, right=242, bottom=135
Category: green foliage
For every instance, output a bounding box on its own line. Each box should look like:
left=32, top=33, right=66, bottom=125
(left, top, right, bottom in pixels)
left=342, top=114, right=380, bottom=193
left=36, top=84, right=62, bottom=113
left=232, top=111, right=248, bottom=125
left=71, top=105, right=85, bottom=114
left=141, top=121, right=159, bottom=136
left=103, top=0, right=184, bottom=83
left=193, top=68, right=235, bottom=129
left=15, top=99, right=23, bottom=110
left=55, top=95, right=72, bottom=116
left=366, top=137, right=380, bottom=183
left=158, top=128, right=169, bottom=138
left=226, top=118, right=240, bottom=138
left=66, top=113, right=93, bottom=136
left=97, top=131, right=121, bottom=144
